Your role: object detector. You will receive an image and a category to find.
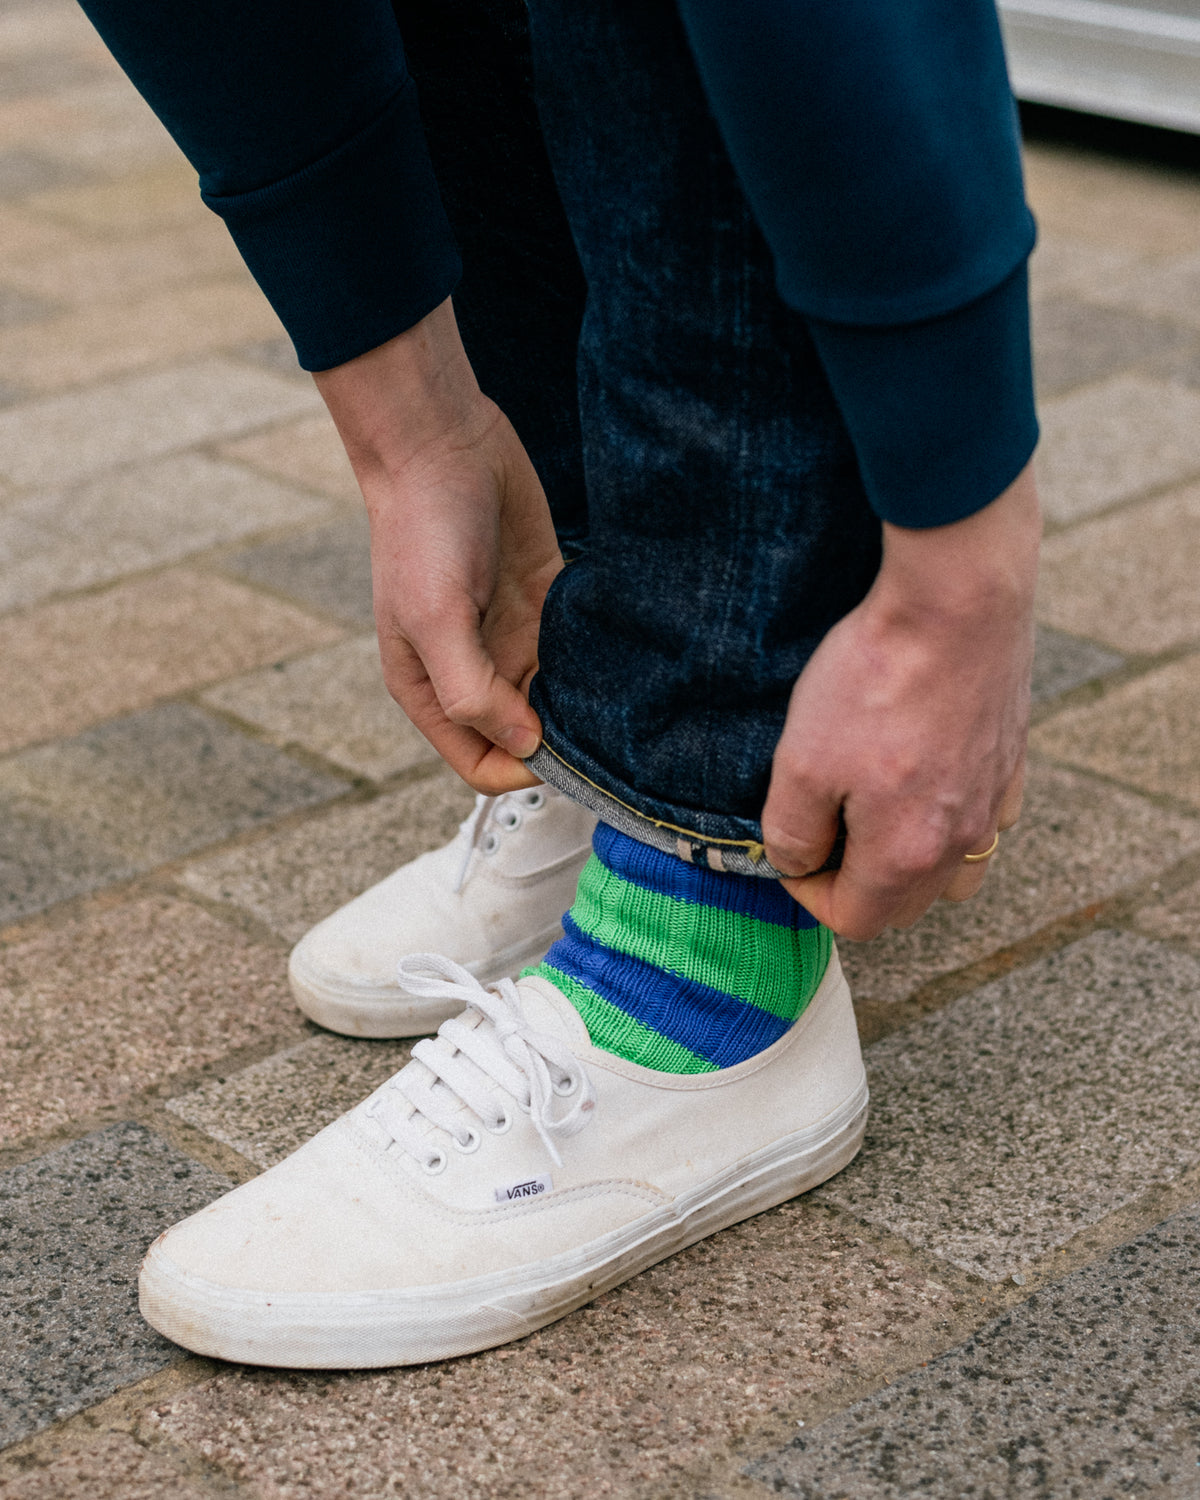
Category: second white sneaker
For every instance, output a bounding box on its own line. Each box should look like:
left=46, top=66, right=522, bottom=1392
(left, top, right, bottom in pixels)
left=288, top=785, right=596, bottom=1037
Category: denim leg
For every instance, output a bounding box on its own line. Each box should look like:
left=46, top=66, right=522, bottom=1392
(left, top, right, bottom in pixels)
left=522, top=0, right=882, bottom=868
left=393, top=0, right=589, bottom=557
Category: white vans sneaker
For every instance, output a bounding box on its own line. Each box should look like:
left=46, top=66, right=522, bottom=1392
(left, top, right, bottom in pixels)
left=288, top=786, right=596, bottom=1038
left=140, top=950, right=867, bottom=1369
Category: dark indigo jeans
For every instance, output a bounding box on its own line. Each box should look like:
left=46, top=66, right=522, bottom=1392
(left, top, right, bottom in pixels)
left=398, top=0, right=882, bottom=874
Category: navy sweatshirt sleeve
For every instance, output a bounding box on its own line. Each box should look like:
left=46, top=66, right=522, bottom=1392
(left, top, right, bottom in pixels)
left=74, top=0, right=1036, bottom=528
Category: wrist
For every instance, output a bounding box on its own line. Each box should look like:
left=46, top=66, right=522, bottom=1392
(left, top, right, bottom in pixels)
left=313, top=297, right=494, bottom=478
left=872, top=461, right=1041, bottom=629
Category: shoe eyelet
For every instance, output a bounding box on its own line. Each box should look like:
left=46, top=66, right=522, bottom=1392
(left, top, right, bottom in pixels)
left=423, top=1149, right=448, bottom=1175
left=481, top=831, right=501, bottom=856
left=496, top=808, right=522, bottom=832
left=486, top=1110, right=512, bottom=1135
left=453, top=1128, right=481, bottom=1154
left=522, top=789, right=546, bottom=811
left=553, top=1072, right=580, bottom=1098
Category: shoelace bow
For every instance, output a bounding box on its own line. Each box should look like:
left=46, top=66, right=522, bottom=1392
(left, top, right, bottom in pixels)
left=451, top=789, right=543, bottom=894
left=369, top=954, right=595, bottom=1169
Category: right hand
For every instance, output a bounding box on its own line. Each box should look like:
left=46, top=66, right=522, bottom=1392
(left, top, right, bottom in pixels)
left=313, top=299, right=562, bottom=794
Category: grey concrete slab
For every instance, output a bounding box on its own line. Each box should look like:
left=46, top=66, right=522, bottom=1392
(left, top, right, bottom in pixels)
left=0, top=358, right=320, bottom=489
left=838, top=759, right=1200, bottom=1007
left=0, top=452, right=335, bottom=613
left=1032, top=295, right=1191, bottom=398
left=821, top=931, right=1200, bottom=1279
left=200, top=636, right=437, bottom=782
left=748, top=1199, right=1200, bottom=1498
left=1030, top=624, right=1123, bottom=704
left=1036, top=375, right=1200, bottom=525
left=233, top=334, right=306, bottom=380
left=1033, top=653, right=1200, bottom=810
left=217, top=513, right=373, bottom=629
left=1036, top=481, right=1200, bottom=657
left=0, top=702, right=345, bottom=923
left=179, top=769, right=474, bottom=944
left=0, top=146, right=89, bottom=199
left=0, top=283, right=55, bottom=328
left=166, top=1034, right=414, bottom=1168
left=0, top=1122, right=231, bottom=1449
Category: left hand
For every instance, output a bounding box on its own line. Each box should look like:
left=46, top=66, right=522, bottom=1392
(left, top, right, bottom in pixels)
left=761, top=462, right=1040, bottom=941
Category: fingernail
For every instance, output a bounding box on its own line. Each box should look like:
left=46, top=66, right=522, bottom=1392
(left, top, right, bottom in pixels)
left=499, top=727, right=540, bottom=760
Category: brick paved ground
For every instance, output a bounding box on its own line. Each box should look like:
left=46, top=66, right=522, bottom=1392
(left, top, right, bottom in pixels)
left=2, top=4, right=1200, bottom=1496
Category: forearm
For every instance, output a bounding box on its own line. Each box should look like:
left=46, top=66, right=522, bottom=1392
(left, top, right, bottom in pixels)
left=676, top=0, right=1038, bottom=527
left=75, top=0, right=460, bottom=369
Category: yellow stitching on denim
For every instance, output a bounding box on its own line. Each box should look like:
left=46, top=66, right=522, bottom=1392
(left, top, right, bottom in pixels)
left=536, top=741, right=767, bottom=863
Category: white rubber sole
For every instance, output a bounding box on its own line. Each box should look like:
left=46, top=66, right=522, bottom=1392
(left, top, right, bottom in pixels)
left=288, top=925, right=565, bottom=1038
left=139, top=1079, right=868, bottom=1369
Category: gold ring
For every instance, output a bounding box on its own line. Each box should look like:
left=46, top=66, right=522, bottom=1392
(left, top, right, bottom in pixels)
left=963, top=830, right=1000, bottom=863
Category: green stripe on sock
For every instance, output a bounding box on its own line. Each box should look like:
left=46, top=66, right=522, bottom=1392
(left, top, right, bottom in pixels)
left=569, top=856, right=831, bottom=1021
left=533, top=964, right=719, bottom=1074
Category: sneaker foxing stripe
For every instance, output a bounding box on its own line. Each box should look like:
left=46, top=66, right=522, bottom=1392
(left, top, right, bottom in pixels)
left=569, top=855, right=831, bottom=1020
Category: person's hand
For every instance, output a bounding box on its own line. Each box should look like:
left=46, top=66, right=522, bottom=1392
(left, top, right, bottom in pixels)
left=313, top=298, right=561, bottom=795
left=761, top=463, right=1041, bottom=940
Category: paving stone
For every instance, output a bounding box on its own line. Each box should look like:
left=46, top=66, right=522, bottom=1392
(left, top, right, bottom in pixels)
left=0, top=1123, right=231, bottom=1450
left=1133, top=876, right=1200, bottom=954
left=0, top=1433, right=220, bottom=1500
left=1032, top=653, right=1200, bottom=809
left=0, top=282, right=54, bottom=327
left=0, top=454, right=336, bottom=614
left=0, top=568, right=343, bottom=754
left=0, top=358, right=321, bottom=489
left=1024, top=144, right=1200, bottom=257
left=25, top=158, right=204, bottom=235
left=0, top=702, right=345, bottom=924
left=0, top=277, right=284, bottom=393
left=0, top=145, right=90, bottom=199
left=1030, top=623, right=1122, bottom=704
left=1031, top=294, right=1189, bottom=397
left=837, top=757, right=1200, bottom=1006
left=749, top=1199, right=1200, bottom=1497
left=233, top=334, right=306, bottom=381
left=1036, top=480, right=1200, bottom=654
left=220, top=413, right=361, bottom=504
left=1027, top=231, right=1145, bottom=303
left=0, top=0, right=111, bottom=59
left=180, top=769, right=474, bottom=943
left=150, top=1211, right=958, bottom=1500
left=218, top=512, right=374, bottom=628
left=1088, top=247, right=1200, bottom=335
left=0, top=49, right=109, bottom=104
left=167, top=1034, right=414, bottom=1168
left=0, top=206, right=79, bottom=263
left=0, top=893, right=304, bottom=1145
left=2, top=215, right=243, bottom=304
left=1036, top=374, right=1200, bottom=525
left=821, top=930, right=1200, bottom=1279
left=201, top=636, right=436, bottom=782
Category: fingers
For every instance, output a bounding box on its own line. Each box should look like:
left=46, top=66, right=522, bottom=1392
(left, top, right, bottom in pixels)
left=377, top=631, right=542, bottom=796
left=762, top=763, right=844, bottom=879
left=997, top=752, right=1026, bottom=830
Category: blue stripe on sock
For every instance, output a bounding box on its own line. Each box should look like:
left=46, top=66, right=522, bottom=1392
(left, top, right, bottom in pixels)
left=592, top=822, right=818, bottom=929
left=545, top=915, right=790, bottom=1069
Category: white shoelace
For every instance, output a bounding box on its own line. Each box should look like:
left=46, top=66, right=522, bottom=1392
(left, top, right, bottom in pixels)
left=451, top=788, right=548, bottom=894
left=368, top=954, right=595, bottom=1171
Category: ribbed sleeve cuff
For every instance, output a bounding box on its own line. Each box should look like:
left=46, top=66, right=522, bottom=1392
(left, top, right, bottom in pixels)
left=807, top=262, right=1039, bottom=529
left=201, top=80, right=462, bottom=371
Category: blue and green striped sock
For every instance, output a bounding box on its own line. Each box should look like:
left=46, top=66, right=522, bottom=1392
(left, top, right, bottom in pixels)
left=525, top=822, right=830, bottom=1073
